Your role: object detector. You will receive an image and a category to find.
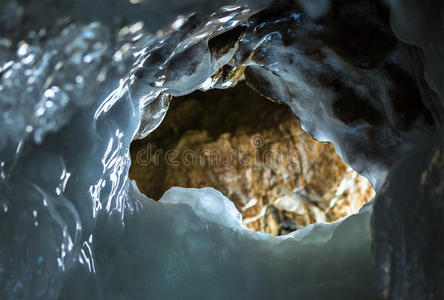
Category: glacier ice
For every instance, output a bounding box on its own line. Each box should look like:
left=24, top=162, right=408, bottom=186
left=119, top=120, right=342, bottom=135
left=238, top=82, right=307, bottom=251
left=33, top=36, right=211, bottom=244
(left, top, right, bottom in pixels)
left=0, top=0, right=443, bottom=299
left=372, top=127, right=444, bottom=300
left=371, top=1, right=444, bottom=298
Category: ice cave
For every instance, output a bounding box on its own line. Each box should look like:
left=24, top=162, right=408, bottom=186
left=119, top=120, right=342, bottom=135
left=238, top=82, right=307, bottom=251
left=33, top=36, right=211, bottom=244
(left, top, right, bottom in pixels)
left=0, top=0, right=443, bottom=299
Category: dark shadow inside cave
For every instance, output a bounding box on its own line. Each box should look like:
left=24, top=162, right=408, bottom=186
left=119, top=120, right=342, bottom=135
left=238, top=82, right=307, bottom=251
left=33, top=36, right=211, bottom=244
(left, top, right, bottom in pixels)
left=129, top=82, right=374, bottom=236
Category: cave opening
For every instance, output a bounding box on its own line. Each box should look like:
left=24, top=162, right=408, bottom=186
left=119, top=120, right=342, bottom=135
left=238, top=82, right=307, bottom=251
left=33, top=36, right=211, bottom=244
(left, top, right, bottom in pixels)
left=129, top=82, right=375, bottom=236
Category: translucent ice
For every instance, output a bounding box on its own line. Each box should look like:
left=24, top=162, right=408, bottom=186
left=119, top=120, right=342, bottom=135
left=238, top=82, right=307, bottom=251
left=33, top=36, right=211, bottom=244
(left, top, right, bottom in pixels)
left=1, top=0, right=441, bottom=299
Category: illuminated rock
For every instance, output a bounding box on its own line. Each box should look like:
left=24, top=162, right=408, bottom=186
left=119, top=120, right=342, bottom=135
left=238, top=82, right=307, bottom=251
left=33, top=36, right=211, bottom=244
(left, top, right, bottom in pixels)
left=130, top=83, right=374, bottom=235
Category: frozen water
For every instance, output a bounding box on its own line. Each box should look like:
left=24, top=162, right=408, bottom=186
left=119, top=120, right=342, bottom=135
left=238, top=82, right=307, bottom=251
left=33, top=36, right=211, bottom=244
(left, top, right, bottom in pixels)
left=0, top=0, right=442, bottom=299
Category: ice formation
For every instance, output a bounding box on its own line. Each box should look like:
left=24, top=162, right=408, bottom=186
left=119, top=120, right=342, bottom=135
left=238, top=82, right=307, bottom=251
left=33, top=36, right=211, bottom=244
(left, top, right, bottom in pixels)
left=0, top=0, right=443, bottom=299
left=129, top=85, right=375, bottom=234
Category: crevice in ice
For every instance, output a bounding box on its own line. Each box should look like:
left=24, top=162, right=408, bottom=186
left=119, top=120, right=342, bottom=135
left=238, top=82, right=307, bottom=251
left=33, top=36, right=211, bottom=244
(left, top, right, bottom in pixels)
left=130, top=82, right=375, bottom=235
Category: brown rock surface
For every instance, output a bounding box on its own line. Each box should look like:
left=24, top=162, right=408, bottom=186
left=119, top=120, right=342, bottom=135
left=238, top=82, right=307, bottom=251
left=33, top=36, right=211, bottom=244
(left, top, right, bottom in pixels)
left=130, top=83, right=374, bottom=235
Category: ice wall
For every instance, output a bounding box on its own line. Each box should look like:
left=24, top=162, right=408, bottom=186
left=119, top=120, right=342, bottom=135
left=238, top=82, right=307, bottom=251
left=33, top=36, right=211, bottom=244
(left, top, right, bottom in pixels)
left=372, top=0, right=444, bottom=299
left=0, top=0, right=442, bottom=299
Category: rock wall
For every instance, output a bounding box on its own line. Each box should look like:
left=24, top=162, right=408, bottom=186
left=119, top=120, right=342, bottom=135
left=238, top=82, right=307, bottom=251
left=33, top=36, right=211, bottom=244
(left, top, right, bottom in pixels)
left=130, top=83, right=374, bottom=235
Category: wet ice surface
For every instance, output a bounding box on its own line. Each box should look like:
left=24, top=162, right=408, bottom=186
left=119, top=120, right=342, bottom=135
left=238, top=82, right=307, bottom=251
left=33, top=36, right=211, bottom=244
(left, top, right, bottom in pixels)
left=98, top=185, right=377, bottom=300
left=0, top=0, right=442, bottom=299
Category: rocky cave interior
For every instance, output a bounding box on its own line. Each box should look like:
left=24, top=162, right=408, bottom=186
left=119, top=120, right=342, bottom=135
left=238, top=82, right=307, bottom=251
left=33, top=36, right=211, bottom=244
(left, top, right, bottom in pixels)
left=130, top=83, right=375, bottom=235
left=0, top=0, right=443, bottom=299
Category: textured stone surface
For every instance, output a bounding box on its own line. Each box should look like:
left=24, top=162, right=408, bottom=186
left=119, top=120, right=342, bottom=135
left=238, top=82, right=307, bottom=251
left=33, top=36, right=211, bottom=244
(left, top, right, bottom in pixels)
left=130, top=83, right=374, bottom=235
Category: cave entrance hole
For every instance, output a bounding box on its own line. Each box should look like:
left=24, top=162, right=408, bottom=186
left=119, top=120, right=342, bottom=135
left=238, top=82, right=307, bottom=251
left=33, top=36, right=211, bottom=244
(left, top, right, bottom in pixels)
left=129, top=82, right=375, bottom=236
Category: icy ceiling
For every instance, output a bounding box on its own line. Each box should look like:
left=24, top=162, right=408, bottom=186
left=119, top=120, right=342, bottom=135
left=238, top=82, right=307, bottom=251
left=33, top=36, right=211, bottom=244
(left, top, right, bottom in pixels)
left=0, top=0, right=443, bottom=299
